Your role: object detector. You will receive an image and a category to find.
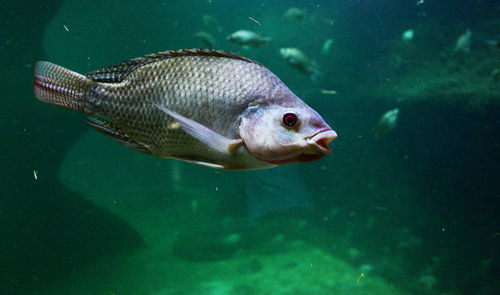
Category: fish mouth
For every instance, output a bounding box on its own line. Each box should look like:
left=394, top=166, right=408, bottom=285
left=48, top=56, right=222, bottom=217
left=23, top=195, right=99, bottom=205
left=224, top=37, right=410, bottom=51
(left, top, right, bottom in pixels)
left=263, top=129, right=337, bottom=165
left=306, top=129, right=337, bottom=154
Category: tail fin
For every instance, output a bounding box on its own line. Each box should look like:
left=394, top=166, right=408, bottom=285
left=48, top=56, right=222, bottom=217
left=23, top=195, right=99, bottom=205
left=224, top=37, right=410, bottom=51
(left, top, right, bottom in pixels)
left=34, top=61, right=91, bottom=112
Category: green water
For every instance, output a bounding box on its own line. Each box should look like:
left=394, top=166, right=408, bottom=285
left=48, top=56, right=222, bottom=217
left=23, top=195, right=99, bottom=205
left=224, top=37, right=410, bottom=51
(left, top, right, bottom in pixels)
left=1, top=1, right=499, bottom=294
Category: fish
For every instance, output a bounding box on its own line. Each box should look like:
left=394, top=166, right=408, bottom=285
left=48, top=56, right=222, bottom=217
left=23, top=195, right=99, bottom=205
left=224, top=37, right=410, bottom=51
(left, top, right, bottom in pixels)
left=283, top=7, right=305, bottom=21
left=321, top=38, right=333, bottom=56
left=375, top=108, right=399, bottom=139
left=202, top=14, right=222, bottom=32
left=279, top=48, right=321, bottom=80
left=491, top=68, right=499, bottom=82
left=193, top=31, right=215, bottom=48
left=227, top=30, right=271, bottom=48
left=486, top=39, right=500, bottom=51
left=33, top=49, right=337, bottom=170
left=402, top=29, right=414, bottom=41
left=454, top=29, right=472, bottom=53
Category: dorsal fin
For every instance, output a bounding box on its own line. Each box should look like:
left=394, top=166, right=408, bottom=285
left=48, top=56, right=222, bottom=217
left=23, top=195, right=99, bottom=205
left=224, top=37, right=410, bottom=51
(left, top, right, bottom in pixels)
left=85, top=49, right=260, bottom=83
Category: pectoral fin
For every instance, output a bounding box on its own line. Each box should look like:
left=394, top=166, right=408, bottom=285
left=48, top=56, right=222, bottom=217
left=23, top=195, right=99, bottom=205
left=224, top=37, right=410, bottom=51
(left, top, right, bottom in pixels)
left=154, top=104, right=242, bottom=155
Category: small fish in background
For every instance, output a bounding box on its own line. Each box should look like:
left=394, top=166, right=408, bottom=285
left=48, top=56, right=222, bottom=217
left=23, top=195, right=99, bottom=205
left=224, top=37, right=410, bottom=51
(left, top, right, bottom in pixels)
left=454, top=29, right=472, bottom=53
left=485, top=38, right=500, bottom=51
left=402, top=29, right=414, bottom=42
left=194, top=31, right=215, bottom=48
left=202, top=14, right=222, bottom=32
left=321, top=38, right=333, bottom=56
left=283, top=7, right=305, bottom=21
left=491, top=68, right=499, bottom=82
left=227, top=30, right=272, bottom=48
left=375, top=108, right=399, bottom=139
left=279, top=48, right=321, bottom=80
left=33, top=49, right=336, bottom=170
left=416, top=0, right=425, bottom=6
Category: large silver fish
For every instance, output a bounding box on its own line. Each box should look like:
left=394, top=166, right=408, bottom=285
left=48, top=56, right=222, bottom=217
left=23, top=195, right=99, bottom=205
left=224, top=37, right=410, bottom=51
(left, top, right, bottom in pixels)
left=34, top=49, right=336, bottom=170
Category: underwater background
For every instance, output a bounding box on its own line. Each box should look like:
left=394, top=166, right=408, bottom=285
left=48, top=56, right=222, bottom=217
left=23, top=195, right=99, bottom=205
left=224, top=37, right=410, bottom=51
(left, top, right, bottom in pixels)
left=1, top=0, right=499, bottom=294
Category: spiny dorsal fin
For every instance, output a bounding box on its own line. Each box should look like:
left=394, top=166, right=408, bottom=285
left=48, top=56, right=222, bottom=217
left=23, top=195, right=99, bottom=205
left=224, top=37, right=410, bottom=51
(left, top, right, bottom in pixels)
left=85, top=49, right=260, bottom=83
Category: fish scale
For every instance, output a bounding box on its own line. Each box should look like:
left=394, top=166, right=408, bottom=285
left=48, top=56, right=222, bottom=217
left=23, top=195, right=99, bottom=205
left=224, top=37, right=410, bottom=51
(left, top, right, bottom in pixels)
left=99, top=53, right=275, bottom=156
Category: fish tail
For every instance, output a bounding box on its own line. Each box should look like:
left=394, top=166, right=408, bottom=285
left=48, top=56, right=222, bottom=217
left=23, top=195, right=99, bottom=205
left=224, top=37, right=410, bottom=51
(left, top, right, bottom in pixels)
left=34, top=61, right=91, bottom=112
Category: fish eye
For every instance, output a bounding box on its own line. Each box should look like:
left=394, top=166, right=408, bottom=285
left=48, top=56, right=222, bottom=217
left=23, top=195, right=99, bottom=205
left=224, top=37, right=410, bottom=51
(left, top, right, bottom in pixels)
left=282, top=113, right=298, bottom=127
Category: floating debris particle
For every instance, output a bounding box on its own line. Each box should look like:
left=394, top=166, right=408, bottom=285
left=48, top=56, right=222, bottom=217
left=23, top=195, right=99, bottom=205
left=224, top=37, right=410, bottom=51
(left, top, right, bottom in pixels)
left=33, top=170, right=38, bottom=180
left=320, top=89, right=337, bottom=95
left=63, top=24, right=69, bottom=32
left=357, top=272, right=365, bottom=283
left=248, top=16, right=261, bottom=26
left=168, top=122, right=180, bottom=130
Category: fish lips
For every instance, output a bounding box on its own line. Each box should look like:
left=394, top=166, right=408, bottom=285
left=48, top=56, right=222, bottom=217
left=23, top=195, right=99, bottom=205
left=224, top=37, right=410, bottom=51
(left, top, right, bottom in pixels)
left=266, top=129, right=337, bottom=165
left=306, top=129, right=337, bottom=155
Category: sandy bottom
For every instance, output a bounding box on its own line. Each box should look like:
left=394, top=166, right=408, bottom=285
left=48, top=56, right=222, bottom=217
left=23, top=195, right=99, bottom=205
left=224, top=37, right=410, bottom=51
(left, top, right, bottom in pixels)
left=42, top=237, right=408, bottom=295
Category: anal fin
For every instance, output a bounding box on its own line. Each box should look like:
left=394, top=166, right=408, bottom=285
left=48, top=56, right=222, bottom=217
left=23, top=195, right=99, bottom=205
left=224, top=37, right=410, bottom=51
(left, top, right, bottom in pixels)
left=84, top=117, right=151, bottom=154
left=182, top=159, right=225, bottom=169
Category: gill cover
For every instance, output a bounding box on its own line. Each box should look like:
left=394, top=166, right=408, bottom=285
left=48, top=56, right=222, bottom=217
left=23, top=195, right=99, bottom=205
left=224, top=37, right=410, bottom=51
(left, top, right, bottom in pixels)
left=239, top=104, right=314, bottom=163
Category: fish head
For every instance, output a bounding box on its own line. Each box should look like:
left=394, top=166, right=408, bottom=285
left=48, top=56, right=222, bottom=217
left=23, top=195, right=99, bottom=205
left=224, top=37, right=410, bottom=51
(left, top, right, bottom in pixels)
left=279, top=48, right=294, bottom=59
left=239, top=103, right=337, bottom=165
left=381, top=108, right=399, bottom=126
left=280, top=48, right=304, bottom=58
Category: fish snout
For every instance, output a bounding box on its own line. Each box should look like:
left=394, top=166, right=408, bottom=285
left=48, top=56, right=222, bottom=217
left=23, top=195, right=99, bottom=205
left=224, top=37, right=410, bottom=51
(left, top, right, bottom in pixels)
left=306, top=129, right=337, bottom=154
